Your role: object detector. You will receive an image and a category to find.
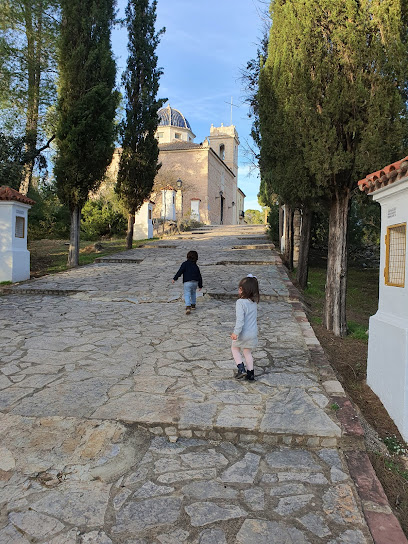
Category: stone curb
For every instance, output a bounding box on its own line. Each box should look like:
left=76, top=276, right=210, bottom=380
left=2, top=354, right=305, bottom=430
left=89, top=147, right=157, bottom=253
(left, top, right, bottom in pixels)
left=346, top=451, right=408, bottom=544
left=277, top=258, right=408, bottom=544
left=0, top=287, right=84, bottom=296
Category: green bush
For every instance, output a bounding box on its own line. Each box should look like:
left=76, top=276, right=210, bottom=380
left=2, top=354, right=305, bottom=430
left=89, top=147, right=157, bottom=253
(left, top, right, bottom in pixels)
left=27, top=185, right=70, bottom=240
left=81, top=199, right=127, bottom=240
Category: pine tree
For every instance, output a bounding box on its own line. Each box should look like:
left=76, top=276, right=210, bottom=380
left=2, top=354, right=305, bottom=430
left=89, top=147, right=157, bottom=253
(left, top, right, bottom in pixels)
left=259, top=0, right=408, bottom=336
left=54, top=0, right=119, bottom=267
left=116, top=0, right=165, bottom=250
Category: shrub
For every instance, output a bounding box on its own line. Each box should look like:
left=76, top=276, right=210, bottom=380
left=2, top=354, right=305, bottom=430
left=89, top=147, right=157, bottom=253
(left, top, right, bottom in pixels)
left=81, top=199, right=127, bottom=240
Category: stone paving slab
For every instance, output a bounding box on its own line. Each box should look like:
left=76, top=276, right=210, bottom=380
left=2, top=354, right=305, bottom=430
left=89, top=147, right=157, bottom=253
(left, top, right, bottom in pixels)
left=0, top=225, right=404, bottom=542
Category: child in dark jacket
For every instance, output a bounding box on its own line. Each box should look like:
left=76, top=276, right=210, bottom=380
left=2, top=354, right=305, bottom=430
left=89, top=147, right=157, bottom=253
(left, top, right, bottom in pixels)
left=172, top=250, right=203, bottom=314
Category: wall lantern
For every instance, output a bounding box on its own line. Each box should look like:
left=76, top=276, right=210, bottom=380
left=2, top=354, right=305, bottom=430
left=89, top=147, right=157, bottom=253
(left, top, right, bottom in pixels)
left=176, top=178, right=182, bottom=189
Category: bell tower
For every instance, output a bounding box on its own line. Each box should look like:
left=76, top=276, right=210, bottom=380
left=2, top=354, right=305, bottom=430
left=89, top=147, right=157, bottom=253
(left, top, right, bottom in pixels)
left=209, top=124, right=239, bottom=178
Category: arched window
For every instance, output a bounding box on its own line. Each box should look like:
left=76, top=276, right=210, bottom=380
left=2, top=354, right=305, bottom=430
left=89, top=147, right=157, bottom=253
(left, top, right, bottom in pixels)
left=219, top=144, right=225, bottom=160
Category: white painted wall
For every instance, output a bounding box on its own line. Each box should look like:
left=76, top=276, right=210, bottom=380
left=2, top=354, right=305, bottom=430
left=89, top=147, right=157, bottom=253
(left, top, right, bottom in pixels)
left=190, top=200, right=200, bottom=221
left=368, top=177, right=408, bottom=441
left=0, top=201, right=31, bottom=282
left=161, top=189, right=176, bottom=221
left=133, top=201, right=153, bottom=240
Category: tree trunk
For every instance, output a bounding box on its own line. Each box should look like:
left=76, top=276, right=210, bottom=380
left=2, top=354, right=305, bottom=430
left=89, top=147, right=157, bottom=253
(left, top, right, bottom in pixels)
left=68, top=205, right=80, bottom=267
left=278, top=202, right=283, bottom=242
left=296, top=206, right=312, bottom=290
left=292, top=208, right=301, bottom=268
left=126, top=213, right=134, bottom=249
left=323, top=188, right=351, bottom=337
left=283, top=204, right=293, bottom=270
left=19, top=1, right=42, bottom=195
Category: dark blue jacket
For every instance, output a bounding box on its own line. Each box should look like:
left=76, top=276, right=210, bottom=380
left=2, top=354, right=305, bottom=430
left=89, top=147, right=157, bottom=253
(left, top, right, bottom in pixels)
left=173, top=260, right=203, bottom=288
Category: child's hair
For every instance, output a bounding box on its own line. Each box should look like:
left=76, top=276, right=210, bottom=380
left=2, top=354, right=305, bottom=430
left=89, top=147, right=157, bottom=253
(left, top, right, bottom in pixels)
left=239, top=276, right=260, bottom=303
left=187, top=250, right=198, bottom=262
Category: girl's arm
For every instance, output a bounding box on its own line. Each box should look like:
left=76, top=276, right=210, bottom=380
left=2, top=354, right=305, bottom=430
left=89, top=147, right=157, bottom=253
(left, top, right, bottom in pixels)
left=233, top=300, right=245, bottom=336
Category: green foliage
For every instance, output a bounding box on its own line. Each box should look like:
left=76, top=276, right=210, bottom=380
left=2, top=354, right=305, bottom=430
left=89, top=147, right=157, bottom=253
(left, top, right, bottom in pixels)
left=384, top=458, right=408, bottom=481
left=27, top=185, right=70, bottom=240
left=260, top=0, right=408, bottom=204
left=116, top=0, right=166, bottom=216
left=347, top=321, right=368, bottom=341
left=245, top=209, right=264, bottom=224
left=383, top=436, right=407, bottom=456
left=330, top=403, right=340, bottom=411
left=0, top=132, right=24, bottom=188
left=81, top=199, right=127, bottom=240
left=265, top=203, right=279, bottom=242
left=348, top=194, right=381, bottom=250
left=55, top=0, right=119, bottom=211
left=0, top=0, right=60, bottom=190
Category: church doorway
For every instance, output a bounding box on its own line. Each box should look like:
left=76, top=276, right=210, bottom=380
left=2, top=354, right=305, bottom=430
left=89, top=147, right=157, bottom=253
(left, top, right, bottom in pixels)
left=220, top=196, right=224, bottom=224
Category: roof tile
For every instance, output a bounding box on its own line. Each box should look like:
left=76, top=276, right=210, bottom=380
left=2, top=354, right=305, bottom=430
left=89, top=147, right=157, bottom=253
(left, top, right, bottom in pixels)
left=0, top=186, right=36, bottom=205
left=358, top=156, right=408, bottom=194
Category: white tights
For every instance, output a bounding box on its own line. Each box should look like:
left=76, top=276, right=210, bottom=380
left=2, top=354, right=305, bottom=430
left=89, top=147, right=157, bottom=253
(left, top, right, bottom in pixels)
left=231, top=346, right=253, bottom=371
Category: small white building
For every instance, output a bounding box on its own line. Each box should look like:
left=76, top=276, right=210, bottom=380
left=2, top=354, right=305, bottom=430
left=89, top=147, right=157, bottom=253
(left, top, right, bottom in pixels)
left=0, top=186, right=35, bottom=283
left=359, top=156, right=408, bottom=441
left=133, top=200, right=154, bottom=241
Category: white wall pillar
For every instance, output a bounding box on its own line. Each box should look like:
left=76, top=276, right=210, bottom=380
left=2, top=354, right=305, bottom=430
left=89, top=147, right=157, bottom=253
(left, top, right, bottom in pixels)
left=368, top=179, right=408, bottom=441
left=133, top=201, right=154, bottom=240
left=0, top=188, right=34, bottom=283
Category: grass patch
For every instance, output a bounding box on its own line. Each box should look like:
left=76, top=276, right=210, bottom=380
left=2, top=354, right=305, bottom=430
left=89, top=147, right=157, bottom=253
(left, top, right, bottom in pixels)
left=304, top=265, right=378, bottom=333
left=0, top=281, right=12, bottom=285
left=28, top=237, right=154, bottom=277
left=347, top=321, right=368, bottom=341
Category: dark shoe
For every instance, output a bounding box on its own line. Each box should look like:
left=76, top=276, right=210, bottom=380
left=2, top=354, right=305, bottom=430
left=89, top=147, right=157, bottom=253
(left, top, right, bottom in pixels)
left=245, top=369, right=255, bottom=381
left=186, top=306, right=191, bottom=315
left=191, top=304, right=196, bottom=310
left=235, top=362, right=246, bottom=379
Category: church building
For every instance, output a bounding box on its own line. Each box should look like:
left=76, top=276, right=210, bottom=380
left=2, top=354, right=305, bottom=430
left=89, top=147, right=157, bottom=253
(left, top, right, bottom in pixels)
left=152, top=105, right=245, bottom=225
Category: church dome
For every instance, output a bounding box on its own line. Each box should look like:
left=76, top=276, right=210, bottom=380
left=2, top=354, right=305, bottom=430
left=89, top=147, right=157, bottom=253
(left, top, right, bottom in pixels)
left=158, top=105, right=191, bottom=130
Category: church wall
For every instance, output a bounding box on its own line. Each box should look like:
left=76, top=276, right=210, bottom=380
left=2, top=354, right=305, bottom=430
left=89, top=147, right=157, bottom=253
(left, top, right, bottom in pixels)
left=207, top=151, right=236, bottom=225
left=152, top=149, right=210, bottom=224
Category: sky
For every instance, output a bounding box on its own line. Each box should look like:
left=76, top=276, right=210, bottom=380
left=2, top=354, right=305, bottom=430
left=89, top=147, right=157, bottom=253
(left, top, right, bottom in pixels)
left=111, top=0, right=267, bottom=211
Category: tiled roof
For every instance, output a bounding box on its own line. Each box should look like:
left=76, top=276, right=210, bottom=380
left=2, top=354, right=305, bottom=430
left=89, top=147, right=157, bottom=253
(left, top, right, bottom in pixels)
left=162, top=185, right=175, bottom=191
left=0, top=186, right=36, bottom=205
left=159, top=141, right=202, bottom=151
left=358, top=156, right=408, bottom=194
left=158, top=105, right=192, bottom=130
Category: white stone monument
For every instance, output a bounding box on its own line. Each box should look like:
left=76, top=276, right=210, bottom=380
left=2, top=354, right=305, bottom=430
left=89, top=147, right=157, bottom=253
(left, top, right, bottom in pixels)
left=0, top=186, right=35, bottom=283
left=133, top=200, right=154, bottom=240
left=359, top=157, right=408, bottom=441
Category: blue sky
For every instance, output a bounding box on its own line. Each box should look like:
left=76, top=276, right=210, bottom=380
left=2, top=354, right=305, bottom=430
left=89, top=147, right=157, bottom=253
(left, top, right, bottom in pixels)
left=112, top=0, right=266, bottom=211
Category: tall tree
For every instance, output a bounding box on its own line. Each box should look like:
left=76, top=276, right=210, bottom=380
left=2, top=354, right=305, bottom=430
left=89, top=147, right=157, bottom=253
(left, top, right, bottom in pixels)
left=259, top=0, right=408, bottom=335
left=54, top=0, right=119, bottom=267
left=116, top=0, right=165, bottom=249
left=0, top=0, right=59, bottom=194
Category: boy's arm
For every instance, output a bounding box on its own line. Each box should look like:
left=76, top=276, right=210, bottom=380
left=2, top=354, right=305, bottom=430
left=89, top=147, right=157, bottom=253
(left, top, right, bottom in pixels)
left=198, top=267, right=203, bottom=289
left=173, top=262, right=185, bottom=281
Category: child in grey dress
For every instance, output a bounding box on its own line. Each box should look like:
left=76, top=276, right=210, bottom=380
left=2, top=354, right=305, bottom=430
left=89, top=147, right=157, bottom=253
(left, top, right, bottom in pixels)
left=230, top=274, right=259, bottom=381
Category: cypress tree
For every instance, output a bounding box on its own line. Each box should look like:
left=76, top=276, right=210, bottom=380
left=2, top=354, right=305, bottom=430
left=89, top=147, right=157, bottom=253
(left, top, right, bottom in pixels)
left=116, top=0, right=165, bottom=249
left=55, top=0, right=119, bottom=267
left=259, top=0, right=408, bottom=336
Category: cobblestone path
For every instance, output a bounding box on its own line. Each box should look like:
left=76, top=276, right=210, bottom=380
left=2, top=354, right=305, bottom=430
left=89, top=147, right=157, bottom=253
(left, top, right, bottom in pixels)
left=0, top=225, right=400, bottom=543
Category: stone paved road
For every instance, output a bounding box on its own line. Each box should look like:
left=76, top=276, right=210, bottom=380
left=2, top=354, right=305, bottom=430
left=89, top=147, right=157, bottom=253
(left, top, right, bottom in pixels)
left=0, top=225, right=376, bottom=543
